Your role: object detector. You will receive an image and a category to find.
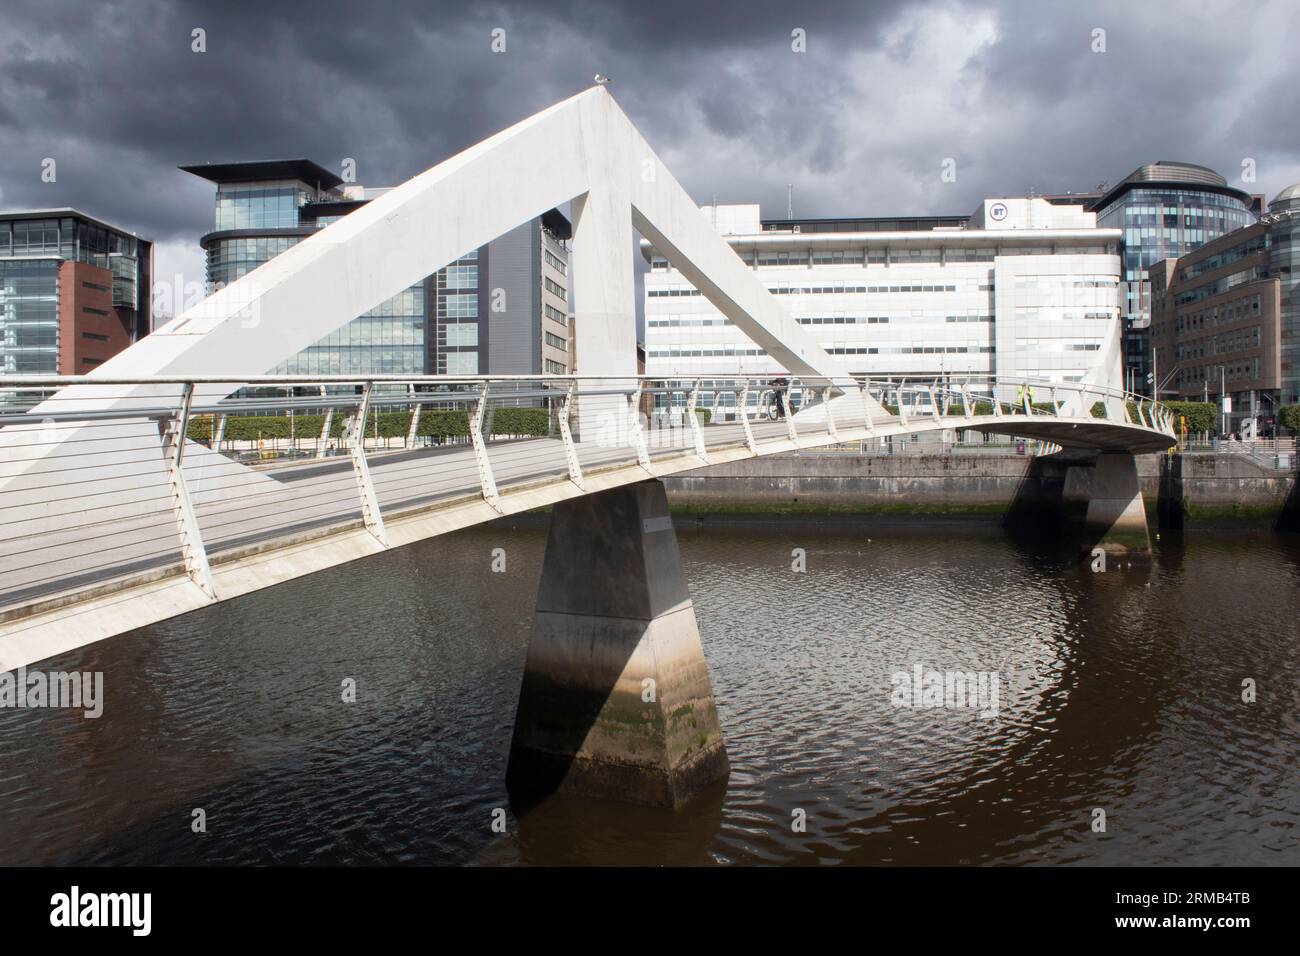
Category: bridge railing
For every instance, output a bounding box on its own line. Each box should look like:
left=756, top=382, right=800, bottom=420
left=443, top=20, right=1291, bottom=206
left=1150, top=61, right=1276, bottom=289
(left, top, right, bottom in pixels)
left=0, top=371, right=1171, bottom=620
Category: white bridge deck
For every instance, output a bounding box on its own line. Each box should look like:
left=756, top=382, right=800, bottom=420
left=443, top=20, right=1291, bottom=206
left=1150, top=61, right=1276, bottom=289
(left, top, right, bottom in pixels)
left=0, top=373, right=1174, bottom=672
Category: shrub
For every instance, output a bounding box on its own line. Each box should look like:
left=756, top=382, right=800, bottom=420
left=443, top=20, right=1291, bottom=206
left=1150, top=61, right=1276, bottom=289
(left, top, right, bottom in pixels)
left=692, top=407, right=712, bottom=424
left=1278, top=404, right=1300, bottom=434
left=490, top=406, right=549, bottom=437
left=1162, top=401, right=1219, bottom=434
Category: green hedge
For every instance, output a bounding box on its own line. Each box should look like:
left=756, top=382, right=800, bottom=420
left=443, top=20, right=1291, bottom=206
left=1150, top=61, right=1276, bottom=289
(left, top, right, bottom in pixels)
left=693, top=407, right=712, bottom=424
left=189, top=406, right=552, bottom=443
left=1162, top=401, right=1218, bottom=434
left=1278, top=405, right=1300, bottom=434
left=490, top=406, right=549, bottom=436
left=1088, top=400, right=1143, bottom=422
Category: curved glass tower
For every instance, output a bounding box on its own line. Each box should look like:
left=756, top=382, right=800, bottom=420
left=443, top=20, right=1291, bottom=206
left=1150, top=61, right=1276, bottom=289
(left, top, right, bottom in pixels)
left=1093, top=162, right=1256, bottom=395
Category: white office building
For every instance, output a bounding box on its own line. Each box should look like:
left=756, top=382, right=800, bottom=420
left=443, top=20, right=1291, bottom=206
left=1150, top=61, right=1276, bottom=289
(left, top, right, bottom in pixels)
left=642, top=198, right=1123, bottom=403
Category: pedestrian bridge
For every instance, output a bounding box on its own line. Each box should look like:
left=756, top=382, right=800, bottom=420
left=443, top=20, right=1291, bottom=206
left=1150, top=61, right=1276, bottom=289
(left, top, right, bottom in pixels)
left=0, top=371, right=1172, bottom=671
left=0, top=83, right=1175, bottom=807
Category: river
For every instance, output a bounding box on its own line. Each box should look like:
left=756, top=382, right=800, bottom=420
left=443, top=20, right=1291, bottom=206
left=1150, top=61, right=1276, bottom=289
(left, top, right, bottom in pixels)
left=2, top=517, right=1297, bottom=866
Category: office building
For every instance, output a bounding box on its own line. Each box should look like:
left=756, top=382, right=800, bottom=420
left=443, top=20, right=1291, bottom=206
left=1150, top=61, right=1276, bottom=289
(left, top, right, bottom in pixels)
left=180, top=160, right=571, bottom=376
left=1090, top=162, right=1257, bottom=395
left=0, top=210, right=152, bottom=375
left=1150, top=182, right=1300, bottom=431
left=642, top=197, right=1123, bottom=409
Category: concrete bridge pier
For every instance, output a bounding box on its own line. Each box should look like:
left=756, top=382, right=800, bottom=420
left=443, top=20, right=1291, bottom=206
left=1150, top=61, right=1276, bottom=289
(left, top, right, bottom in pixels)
left=1065, top=452, right=1151, bottom=557
left=506, top=479, right=730, bottom=809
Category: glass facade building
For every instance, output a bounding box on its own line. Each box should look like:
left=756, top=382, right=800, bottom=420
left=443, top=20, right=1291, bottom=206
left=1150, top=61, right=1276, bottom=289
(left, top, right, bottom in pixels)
left=180, top=158, right=572, bottom=377
left=0, top=260, right=60, bottom=374
left=0, top=211, right=152, bottom=375
left=182, top=161, right=428, bottom=376
left=181, top=159, right=572, bottom=378
left=1092, top=163, right=1256, bottom=396
left=1266, top=185, right=1300, bottom=406
left=1148, top=182, right=1300, bottom=431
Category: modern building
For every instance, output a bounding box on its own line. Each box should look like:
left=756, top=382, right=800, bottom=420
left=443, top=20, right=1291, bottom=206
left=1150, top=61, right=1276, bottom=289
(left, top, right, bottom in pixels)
left=642, top=197, right=1123, bottom=413
left=179, top=159, right=571, bottom=376
left=0, top=210, right=152, bottom=375
left=1089, top=162, right=1257, bottom=396
left=1149, top=182, right=1300, bottom=432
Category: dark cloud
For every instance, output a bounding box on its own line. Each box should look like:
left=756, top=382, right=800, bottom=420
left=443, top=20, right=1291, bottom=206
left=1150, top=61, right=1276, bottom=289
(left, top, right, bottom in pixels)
left=1, top=0, right=1298, bottom=291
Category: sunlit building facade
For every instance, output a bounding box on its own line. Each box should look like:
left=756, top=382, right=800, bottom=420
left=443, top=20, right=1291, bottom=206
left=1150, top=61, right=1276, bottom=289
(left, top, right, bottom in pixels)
left=642, top=198, right=1123, bottom=414
left=1150, top=182, right=1300, bottom=431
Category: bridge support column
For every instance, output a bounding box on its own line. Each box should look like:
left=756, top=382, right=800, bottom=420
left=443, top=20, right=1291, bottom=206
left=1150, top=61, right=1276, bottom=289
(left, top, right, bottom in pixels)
left=507, top=479, right=729, bottom=809
left=1068, top=452, right=1151, bottom=557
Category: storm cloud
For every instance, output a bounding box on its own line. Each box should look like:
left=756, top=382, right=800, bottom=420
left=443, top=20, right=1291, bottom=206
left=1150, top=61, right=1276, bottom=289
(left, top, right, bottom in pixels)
left=2, top=0, right=1297, bottom=302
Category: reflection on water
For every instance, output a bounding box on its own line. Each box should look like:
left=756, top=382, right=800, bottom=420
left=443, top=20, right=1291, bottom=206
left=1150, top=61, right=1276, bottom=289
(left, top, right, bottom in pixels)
left=2, top=516, right=1298, bottom=866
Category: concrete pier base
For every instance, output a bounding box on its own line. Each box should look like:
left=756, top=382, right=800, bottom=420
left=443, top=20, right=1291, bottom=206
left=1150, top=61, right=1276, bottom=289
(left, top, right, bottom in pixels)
left=506, top=479, right=729, bottom=809
left=1067, top=452, right=1151, bottom=556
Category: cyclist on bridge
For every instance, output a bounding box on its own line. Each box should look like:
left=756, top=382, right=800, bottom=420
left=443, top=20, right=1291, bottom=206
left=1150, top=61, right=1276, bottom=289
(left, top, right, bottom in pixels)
left=769, top=374, right=790, bottom=420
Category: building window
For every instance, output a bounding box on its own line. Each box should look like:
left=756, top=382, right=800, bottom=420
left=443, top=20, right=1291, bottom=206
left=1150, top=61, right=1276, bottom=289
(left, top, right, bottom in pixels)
left=443, top=322, right=478, bottom=347
left=544, top=277, right=566, bottom=301
left=443, top=264, right=478, bottom=289
left=214, top=183, right=306, bottom=230
left=442, top=293, right=478, bottom=318
left=0, top=259, right=61, bottom=374
left=445, top=351, right=479, bottom=374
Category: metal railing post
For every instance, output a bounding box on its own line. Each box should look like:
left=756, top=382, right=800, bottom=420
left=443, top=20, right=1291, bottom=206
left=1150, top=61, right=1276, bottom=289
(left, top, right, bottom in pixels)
left=316, top=385, right=334, bottom=458
left=860, top=383, right=876, bottom=434
left=738, top=384, right=757, bottom=453
left=628, top=384, right=651, bottom=468
left=822, top=386, right=838, bottom=440
left=406, top=384, right=422, bottom=448
left=785, top=379, right=799, bottom=442
left=687, top=381, right=707, bottom=458
left=558, top=380, right=584, bottom=489
left=213, top=413, right=227, bottom=451
left=161, top=382, right=216, bottom=600
left=468, top=381, right=501, bottom=511
left=348, top=381, right=390, bottom=544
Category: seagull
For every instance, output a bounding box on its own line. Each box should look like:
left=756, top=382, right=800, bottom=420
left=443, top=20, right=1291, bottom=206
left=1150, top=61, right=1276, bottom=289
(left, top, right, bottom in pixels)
left=594, top=74, right=610, bottom=85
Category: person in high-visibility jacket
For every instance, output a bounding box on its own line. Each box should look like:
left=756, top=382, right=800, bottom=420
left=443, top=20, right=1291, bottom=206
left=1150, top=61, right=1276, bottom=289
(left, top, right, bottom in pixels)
left=1017, top=385, right=1024, bottom=413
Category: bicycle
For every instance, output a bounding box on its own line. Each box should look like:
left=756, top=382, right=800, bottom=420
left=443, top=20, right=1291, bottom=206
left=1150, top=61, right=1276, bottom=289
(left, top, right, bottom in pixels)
left=765, top=390, right=787, bottom=421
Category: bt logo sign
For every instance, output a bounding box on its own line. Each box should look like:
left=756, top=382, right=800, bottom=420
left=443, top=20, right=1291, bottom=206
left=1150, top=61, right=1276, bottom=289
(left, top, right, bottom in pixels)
left=989, top=202, right=1009, bottom=222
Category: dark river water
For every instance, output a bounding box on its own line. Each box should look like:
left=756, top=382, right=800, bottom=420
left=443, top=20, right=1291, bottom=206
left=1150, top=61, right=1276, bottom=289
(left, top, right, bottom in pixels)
left=2, top=517, right=1298, bottom=866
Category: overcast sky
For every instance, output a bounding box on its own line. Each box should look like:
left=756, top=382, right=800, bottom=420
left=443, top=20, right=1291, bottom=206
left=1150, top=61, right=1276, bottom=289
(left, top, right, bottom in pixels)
left=3, top=0, right=1299, bottom=312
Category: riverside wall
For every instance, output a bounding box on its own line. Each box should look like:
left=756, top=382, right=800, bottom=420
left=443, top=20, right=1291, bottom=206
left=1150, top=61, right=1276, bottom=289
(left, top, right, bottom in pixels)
left=660, top=450, right=1298, bottom=523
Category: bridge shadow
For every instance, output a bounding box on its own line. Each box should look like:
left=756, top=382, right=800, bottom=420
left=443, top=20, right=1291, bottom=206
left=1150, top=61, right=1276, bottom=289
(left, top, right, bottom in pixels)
left=1158, top=453, right=1186, bottom=531
left=1001, top=454, right=1074, bottom=550
left=1275, top=459, right=1300, bottom=534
